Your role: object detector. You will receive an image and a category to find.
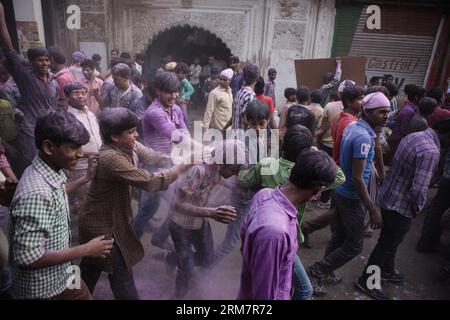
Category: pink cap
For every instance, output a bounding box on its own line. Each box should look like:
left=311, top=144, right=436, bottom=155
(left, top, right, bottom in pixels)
left=363, top=92, right=390, bottom=110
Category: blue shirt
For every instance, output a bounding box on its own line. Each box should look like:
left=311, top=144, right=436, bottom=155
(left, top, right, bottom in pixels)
left=336, top=119, right=376, bottom=199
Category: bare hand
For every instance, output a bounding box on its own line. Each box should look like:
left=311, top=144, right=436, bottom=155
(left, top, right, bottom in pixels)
left=84, top=235, right=114, bottom=258
left=369, top=207, right=383, bottom=230
left=212, top=205, right=236, bottom=224
left=85, top=154, right=99, bottom=180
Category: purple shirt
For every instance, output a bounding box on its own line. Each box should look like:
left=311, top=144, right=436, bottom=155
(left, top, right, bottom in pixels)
left=389, top=101, right=417, bottom=154
left=4, top=51, right=59, bottom=137
left=238, top=187, right=298, bottom=300
left=378, top=128, right=440, bottom=218
left=142, top=98, right=190, bottom=155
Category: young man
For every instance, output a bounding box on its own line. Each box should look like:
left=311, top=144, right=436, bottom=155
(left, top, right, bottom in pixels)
left=320, top=59, right=342, bottom=107
left=229, top=55, right=242, bottom=98
left=65, top=82, right=102, bottom=217
left=388, top=84, right=426, bottom=155
left=92, top=54, right=102, bottom=73
left=79, top=107, right=189, bottom=299
left=102, top=63, right=143, bottom=109
left=203, top=67, right=220, bottom=98
left=280, top=86, right=310, bottom=144
left=277, top=87, right=297, bottom=125
left=426, top=87, right=450, bottom=129
left=238, top=148, right=337, bottom=300
left=315, top=80, right=355, bottom=209
left=48, top=47, right=76, bottom=99
left=69, top=51, right=87, bottom=81
left=166, top=140, right=244, bottom=299
left=80, top=59, right=103, bottom=116
left=356, top=118, right=448, bottom=300
left=111, top=49, right=120, bottom=60
left=307, top=89, right=325, bottom=129
left=331, top=85, right=365, bottom=164
left=134, top=53, right=145, bottom=75
left=307, top=92, right=390, bottom=295
left=407, top=97, right=437, bottom=134
left=255, top=76, right=277, bottom=129
left=175, top=62, right=195, bottom=127
left=202, top=68, right=233, bottom=131
left=230, top=63, right=259, bottom=130
left=0, top=3, right=59, bottom=161
left=9, top=110, right=114, bottom=300
left=264, top=68, right=277, bottom=107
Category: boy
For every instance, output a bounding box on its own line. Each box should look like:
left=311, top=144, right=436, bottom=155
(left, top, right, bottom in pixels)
left=264, top=68, right=277, bottom=107
left=307, top=89, right=325, bottom=128
left=81, top=59, right=104, bottom=116
left=255, top=76, right=277, bottom=129
left=9, top=110, right=113, bottom=299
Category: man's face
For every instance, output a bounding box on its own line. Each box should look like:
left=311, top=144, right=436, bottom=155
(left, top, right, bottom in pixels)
left=348, top=95, right=364, bottom=114
left=269, top=72, right=277, bottom=81
left=157, top=89, right=178, bottom=108
left=93, top=59, right=101, bottom=67
left=112, top=127, right=138, bottom=150
left=367, top=107, right=390, bottom=128
left=113, top=74, right=130, bottom=90
left=47, top=142, right=84, bottom=170
left=385, top=77, right=394, bottom=85
left=82, top=66, right=94, bottom=80
left=111, top=51, right=119, bottom=59
left=229, top=61, right=238, bottom=71
left=32, top=55, right=51, bottom=75
left=219, top=76, right=231, bottom=89
left=68, top=88, right=88, bottom=108
left=208, top=57, right=215, bottom=65
left=247, top=119, right=268, bottom=133
left=288, top=94, right=297, bottom=102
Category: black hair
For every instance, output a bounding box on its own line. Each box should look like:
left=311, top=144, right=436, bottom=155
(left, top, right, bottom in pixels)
left=92, top=53, right=102, bottom=61
left=282, top=125, right=313, bottom=162
left=27, top=48, right=50, bottom=62
left=403, top=84, right=415, bottom=96
left=111, top=49, right=120, bottom=54
left=286, top=105, right=316, bottom=134
left=284, top=87, right=297, bottom=99
left=135, top=53, right=145, bottom=61
left=99, top=107, right=139, bottom=144
left=268, top=68, right=277, bottom=75
left=254, top=76, right=265, bottom=95
left=174, top=62, right=190, bottom=75
left=64, top=82, right=87, bottom=97
left=160, top=56, right=170, bottom=65
left=132, top=73, right=144, bottom=87
left=80, top=59, right=96, bottom=70
left=437, top=118, right=450, bottom=134
left=407, top=84, right=426, bottom=102
left=385, top=83, right=399, bottom=98
left=417, top=97, right=437, bottom=117
left=120, top=52, right=132, bottom=60
left=245, top=99, right=270, bottom=122
left=210, top=67, right=220, bottom=76
left=341, top=85, right=364, bottom=109
left=35, top=110, right=90, bottom=150
left=296, top=86, right=310, bottom=104
left=427, top=87, right=444, bottom=105
left=229, top=55, right=240, bottom=64
left=243, top=63, right=260, bottom=86
left=366, top=85, right=389, bottom=97
left=310, top=89, right=324, bottom=104
left=289, top=149, right=336, bottom=189
left=154, top=70, right=180, bottom=93
left=47, top=47, right=66, bottom=64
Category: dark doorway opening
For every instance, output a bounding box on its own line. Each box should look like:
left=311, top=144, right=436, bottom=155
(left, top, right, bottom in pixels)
left=144, top=25, right=231, bottom=78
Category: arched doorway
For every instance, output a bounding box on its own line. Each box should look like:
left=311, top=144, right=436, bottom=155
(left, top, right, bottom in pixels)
left=144, top=25, right=232, bottom=74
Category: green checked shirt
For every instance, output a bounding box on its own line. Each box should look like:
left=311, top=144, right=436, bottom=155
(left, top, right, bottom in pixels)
left=10, top=156, right=71, bottom=299
left=238, top=157, right=345, bottom=242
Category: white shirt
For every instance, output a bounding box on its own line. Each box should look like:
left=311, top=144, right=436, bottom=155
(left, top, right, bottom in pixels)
left=67, top=106, right=103, bottom=170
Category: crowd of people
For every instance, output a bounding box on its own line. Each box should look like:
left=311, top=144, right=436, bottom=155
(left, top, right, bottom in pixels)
left=0, top=3, right=450, bottom=300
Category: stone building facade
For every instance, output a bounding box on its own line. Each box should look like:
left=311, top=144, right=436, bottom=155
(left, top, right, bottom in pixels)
left=46, top=0, right=336, bottom=108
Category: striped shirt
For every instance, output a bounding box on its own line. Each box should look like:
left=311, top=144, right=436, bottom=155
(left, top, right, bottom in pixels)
left=232, top=87, right=255, bottom=130
left=9, top=156, right=71, bottom=299
left=378, top=128, right=440, bottom=218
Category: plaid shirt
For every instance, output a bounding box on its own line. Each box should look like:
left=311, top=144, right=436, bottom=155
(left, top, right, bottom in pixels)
left=79, top=142, right=173, bottom=272
left=232, top=87, right=255, bottom=130
left=9, top=156, right=71, bottom=299
left=378, top=128, right=440, bottom=218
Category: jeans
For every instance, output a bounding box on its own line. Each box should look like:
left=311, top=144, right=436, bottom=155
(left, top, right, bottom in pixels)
left=167, top=219, right=214, bottom=299
left=151, top=216, right=171, bottom=248
left=417, top=177, right=450, bottom=250
left=212, top=191, right=251, bottom=266
left=292, top=255, right=313, bottom=300
left=301, top=208, right=336, bottom=235
left=134, top=191, right=161, bottom=239
left=362, top=208, right=411, bottom=277
left=310, top=192, right=365, bottom=276
left=318, top=144, right=333, bottom=203
left=79, top=243, right=139, bottom=300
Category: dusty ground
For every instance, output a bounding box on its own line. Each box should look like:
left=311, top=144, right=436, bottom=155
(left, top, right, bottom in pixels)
left=75, top=105, right=450, bottom=300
